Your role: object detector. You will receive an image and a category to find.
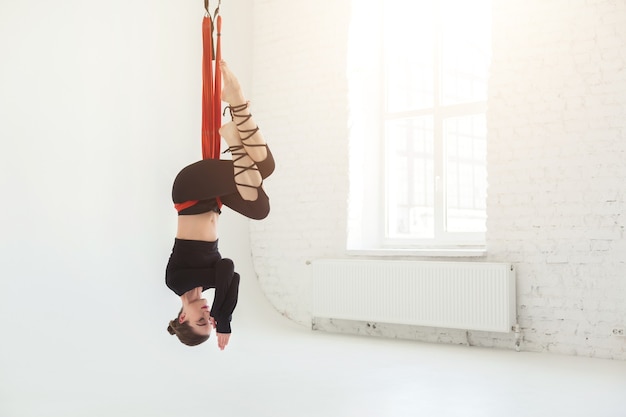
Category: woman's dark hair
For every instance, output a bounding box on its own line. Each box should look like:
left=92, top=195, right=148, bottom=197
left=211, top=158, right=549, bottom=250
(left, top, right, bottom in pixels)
left=167, top=309, right=210, bottom=347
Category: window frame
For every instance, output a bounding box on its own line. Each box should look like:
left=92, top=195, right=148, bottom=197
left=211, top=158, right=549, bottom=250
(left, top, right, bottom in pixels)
left=380, top=0, right=489, bottom=249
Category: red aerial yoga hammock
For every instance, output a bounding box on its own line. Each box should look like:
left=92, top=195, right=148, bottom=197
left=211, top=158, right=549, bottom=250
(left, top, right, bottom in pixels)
left=175, top=6, right=223, bottom=213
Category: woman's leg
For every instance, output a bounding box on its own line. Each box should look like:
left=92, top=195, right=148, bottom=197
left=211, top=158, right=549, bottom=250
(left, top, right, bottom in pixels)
left=221, top=61, right=270, bottom=165
left=217, top=124, right=274, bottom=220
left=219, top=186, right=271, bottom=220
left=218, top=116, right=276, bottom=218
left=172, top=61, right=276, bottom=219
left=173, top=126, right=271, bottom=205
left=218, top=60, right=277, bottom=201
left=172, top=156, right=274, bottom=220
left=219, top=122, right=263, bottom=202
left=171, top=159, right=236, bottom=204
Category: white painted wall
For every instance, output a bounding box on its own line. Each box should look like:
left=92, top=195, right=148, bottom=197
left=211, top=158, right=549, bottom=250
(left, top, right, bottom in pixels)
left=0, top=0, right=264, bottom=414
left=250, top=0, right=626, bottom=360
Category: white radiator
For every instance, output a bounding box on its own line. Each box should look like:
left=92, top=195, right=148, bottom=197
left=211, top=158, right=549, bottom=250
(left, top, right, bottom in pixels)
left=312, top=259, right=516, bottom=333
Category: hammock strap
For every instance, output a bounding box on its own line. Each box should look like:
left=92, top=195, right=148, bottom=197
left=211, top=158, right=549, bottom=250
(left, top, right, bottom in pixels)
left=198, top=12, right=223, bottom=209
left=174, top=9, right=223, bottom=213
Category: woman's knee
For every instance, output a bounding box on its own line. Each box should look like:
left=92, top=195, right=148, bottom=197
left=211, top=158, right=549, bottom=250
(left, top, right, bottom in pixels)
left=216, top=258, right=235, bottom=276
left=251, top=203, right=270, bottom=220
left=249, top=195, right=270, bottom=220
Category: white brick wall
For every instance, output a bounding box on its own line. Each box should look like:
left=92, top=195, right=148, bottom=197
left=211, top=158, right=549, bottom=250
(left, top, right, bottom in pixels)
left=247, top=0, right=352, bottom=322
left=487, top=0, right=626, bottom=359
left=249, top=0, right=626, bottom=360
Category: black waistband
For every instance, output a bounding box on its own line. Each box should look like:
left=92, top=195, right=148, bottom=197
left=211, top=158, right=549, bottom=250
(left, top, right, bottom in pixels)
left=173, top=237, right=219, bottom=253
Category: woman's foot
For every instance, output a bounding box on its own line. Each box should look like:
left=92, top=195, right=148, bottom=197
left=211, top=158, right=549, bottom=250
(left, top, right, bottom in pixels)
left=220, top=60, right=245, bottom=105
left=220, top=122, right=261, bottom=201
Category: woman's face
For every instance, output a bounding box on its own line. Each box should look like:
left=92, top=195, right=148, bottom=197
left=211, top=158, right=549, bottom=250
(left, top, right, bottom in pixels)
left=180, top=298, right=213, bottom=336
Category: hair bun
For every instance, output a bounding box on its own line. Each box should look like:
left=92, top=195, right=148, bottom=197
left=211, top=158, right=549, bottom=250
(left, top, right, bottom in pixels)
left=167, top=323, right=176, bottom=335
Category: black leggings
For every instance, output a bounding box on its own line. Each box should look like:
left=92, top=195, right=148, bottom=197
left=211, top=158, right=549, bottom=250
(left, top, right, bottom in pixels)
left=172, top=148, right=275, bottom=220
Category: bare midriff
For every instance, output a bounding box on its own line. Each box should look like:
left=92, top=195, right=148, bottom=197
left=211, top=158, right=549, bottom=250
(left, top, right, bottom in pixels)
left=176, top=211, right=219, bottom=242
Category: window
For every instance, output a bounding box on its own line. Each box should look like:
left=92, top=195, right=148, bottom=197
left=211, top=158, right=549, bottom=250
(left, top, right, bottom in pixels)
left=348, top=0, right=491, bottom=252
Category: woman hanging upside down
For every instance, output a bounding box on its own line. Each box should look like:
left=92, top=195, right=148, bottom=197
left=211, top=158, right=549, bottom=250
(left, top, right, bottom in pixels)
left=165, top=61, right=275, bottom=349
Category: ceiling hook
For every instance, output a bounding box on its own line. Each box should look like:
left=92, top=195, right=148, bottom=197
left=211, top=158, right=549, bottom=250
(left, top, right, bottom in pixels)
left=204, top=0, right=221, bottom=19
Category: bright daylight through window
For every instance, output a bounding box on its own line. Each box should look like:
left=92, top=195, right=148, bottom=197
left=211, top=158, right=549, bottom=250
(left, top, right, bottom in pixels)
left=348, top=0, right=491, bottom=252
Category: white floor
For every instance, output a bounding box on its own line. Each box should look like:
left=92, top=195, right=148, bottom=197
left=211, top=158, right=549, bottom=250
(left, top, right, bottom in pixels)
left=2, top=273, right=626, bottom=417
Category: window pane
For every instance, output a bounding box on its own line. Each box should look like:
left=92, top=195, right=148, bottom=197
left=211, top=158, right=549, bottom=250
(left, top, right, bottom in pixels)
left=386, top=116, right=434, bottom=238
left=384, top=1, right=436, bottom=111
left=440, top=0, right=491, bottom=105
left=444, top=114, right=487, bottom=233
left=369, top=0, right=490, bottom=247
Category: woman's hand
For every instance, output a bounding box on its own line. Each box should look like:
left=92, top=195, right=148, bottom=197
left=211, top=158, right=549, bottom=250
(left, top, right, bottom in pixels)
left=210, top=316, right=230, bottom=350
left=216, top=332, right=230, bottom=350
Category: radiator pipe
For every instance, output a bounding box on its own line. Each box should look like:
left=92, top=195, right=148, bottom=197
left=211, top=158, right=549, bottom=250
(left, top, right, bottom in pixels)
left=513, top=323, right=522, bottom=352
